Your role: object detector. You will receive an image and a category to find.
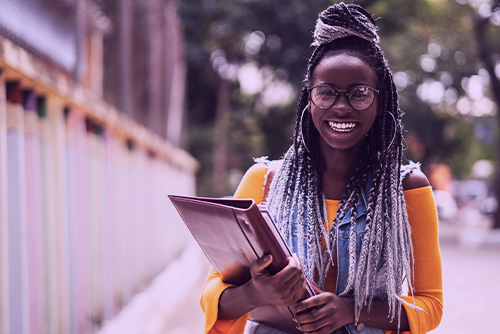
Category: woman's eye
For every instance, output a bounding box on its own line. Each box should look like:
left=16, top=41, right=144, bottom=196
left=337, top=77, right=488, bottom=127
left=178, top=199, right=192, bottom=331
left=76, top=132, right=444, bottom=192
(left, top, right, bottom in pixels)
left=315, top=87, right=336, bottom=98
left=350, top=87, right=369, bottom=99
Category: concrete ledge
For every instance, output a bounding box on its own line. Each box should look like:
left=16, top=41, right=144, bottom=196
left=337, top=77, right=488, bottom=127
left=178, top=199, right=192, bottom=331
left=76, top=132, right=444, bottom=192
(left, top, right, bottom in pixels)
left=457, top=227, right=500, bottom=249
left=439, top=222, right=500, bottom=249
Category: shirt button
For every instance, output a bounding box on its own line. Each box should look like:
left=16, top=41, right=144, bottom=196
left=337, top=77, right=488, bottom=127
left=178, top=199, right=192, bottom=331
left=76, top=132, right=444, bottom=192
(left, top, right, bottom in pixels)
left=356, top=323, right=365, bottom=332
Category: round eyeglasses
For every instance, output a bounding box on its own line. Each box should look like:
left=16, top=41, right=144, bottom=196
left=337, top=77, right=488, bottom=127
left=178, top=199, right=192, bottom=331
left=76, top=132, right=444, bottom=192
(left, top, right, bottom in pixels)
left=308, top=84, right=380, bottom=111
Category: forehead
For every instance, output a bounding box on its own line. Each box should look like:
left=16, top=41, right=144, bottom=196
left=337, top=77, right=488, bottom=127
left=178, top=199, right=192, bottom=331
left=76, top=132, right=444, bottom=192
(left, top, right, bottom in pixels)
left=312, top=53, right=378, bottom=88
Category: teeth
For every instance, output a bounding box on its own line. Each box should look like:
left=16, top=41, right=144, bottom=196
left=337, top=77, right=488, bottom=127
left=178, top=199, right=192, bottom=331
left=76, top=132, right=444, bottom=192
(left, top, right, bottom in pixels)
left=328, top=121, right=356, bottom=132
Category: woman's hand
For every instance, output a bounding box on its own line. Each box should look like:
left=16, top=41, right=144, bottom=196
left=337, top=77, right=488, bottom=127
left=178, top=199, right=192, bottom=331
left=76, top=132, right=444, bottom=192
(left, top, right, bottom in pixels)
left=217, top=253, right=307, bottom=319
left=294, top=286, right=354, bottom=334
left=294, top=283, right=411, bottom=332
left=248, top=253, right=307, bottom=307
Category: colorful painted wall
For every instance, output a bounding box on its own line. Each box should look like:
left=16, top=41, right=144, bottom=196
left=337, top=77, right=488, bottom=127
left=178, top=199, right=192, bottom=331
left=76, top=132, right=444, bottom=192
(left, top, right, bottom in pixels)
left=0, top=26, right=197, bottom=334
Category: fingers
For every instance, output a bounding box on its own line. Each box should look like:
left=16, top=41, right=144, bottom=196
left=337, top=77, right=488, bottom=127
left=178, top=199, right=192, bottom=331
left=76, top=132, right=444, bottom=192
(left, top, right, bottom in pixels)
left=307, top=279, right=323, bottom=295
left=249, top=253, right=307, bottom=307
left=295, top=301, right=334, bottom=334
left=295, top=294, right=327, bottom=314
left=284, top=272, right=307, bottom=303
left=274, top=254, right=303, bottom=283
left=292, top=253, right=302, bottom=271
left=296, top=317, right=336, bottom=334
left=294, top=294, right=352, bottom=334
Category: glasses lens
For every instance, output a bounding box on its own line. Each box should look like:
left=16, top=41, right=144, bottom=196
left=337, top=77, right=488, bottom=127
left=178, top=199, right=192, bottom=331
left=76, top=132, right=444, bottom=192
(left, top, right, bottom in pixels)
left=311, top=85, right=337, bottom=109
left=348, top=86, right=375, bottom=110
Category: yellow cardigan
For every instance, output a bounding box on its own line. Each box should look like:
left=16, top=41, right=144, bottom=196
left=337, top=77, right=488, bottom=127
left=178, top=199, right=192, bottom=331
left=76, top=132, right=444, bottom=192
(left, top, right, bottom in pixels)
left=201, top=163, right=443, bottom=334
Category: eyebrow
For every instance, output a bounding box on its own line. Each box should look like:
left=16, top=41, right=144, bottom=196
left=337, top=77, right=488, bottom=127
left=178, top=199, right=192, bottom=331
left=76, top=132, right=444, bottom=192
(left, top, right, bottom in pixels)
left=314, top=83, right=377, bottom=89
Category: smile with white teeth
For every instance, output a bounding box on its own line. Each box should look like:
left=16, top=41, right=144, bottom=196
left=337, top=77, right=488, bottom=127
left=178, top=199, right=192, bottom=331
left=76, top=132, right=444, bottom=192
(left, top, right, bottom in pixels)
left=328, top=121, right=357, bottom=132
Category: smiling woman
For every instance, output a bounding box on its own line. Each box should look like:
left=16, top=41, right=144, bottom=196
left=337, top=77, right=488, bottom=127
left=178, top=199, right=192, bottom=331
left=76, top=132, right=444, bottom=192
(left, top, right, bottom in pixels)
left=201, top=3, right=443, bottom=334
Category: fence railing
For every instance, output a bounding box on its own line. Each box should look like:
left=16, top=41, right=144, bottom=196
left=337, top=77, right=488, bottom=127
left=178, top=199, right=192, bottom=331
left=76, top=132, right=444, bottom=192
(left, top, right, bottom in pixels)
left=0, top=37, right=198, bottom=334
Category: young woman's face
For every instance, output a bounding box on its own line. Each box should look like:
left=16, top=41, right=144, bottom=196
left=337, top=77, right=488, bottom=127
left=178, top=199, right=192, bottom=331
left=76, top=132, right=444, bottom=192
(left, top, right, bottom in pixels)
left=310, top=53, right=379, bottom=152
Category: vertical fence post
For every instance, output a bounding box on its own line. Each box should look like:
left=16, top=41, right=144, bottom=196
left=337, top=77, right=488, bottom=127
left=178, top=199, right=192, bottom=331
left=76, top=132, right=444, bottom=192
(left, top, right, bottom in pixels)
left=66, top=108, right=91, bottom=334
left=96, top=124, right=108, bottom=323
left=23, top=89, right=44, bottom=334
left=113, top=137, right=132, bottom=308
left=47, top=96, right=71, bottom=334
left=6, top=81, right=29, bottom=334
left=103, top=128, right=116, bottom=320
left=123, top=141, right=133, bottom=303
left=86, top=119, right=107, bottom=327
left=37, top=96, right=64, bottom=334
left=65, top=107, right=79, bottom=334
left=38, top=96, right=57, bottom=334
left=0, top=70, right=10, bottom=334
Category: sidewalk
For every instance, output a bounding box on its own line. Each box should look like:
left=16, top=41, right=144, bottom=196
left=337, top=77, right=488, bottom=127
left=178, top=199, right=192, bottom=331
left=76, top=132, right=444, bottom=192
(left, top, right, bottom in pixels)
left=430, top=241, right=500, bottom=333
left=97, top=237, right=210, bottom=334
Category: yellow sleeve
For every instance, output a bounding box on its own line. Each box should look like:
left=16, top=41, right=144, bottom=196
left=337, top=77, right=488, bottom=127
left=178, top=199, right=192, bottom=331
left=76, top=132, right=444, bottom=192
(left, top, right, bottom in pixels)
left=233, top=163, right=267, bottom=202
left=200, top=267, right=250, bottom=333
left=200, top=163, right=268, bottom=334
left=387, top=186, right=443, bottom=334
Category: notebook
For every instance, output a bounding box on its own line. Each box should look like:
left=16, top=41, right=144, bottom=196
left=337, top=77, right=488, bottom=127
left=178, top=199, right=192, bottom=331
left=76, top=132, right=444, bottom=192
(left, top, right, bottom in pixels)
left=168, top=194, right=314, bottom=334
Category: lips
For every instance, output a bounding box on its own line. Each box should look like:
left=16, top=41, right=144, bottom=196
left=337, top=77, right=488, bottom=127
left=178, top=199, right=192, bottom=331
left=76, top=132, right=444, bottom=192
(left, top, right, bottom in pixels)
left=328, top=121, right=358, bottom=133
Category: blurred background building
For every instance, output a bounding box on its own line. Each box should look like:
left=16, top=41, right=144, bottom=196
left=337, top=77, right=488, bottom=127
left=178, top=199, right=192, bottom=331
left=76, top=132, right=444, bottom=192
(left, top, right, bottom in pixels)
left=0, top=0, right=197, bottom=334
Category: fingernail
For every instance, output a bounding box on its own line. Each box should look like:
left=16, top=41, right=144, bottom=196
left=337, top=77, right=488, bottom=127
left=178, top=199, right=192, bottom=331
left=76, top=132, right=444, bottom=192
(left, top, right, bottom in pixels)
left=296, top=324, right=300, bottom=330
left=292, top=316, right=297, bottom=323
left=263, top=254, right=271, bottom=261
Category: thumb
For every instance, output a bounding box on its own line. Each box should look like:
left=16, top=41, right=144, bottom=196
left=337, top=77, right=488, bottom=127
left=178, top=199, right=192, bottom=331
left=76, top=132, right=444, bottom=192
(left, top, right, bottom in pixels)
left=251, top=254, right=273, bottom=275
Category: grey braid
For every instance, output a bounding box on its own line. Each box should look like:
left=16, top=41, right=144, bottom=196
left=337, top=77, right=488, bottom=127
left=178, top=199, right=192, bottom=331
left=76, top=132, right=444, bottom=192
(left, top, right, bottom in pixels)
left=312, top=2, right=379, bottom=46
left=266, top=3, right=415, bottom=330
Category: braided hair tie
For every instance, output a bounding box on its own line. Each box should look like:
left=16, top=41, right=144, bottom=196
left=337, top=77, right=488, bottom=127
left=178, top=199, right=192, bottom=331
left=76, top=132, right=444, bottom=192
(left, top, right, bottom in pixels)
left=311, top=2, right=379, bottom=47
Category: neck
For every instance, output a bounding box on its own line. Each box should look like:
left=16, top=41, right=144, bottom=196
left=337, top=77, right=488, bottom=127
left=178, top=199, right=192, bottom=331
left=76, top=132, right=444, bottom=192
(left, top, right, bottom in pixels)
left=319, top=140, right=365, bottom=200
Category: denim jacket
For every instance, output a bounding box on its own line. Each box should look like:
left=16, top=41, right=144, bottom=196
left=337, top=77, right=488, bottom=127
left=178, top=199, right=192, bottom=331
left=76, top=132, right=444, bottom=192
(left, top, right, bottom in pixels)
left=290, top=164, right=418, bottom=334
left=335, top=164, right=419, bottom=334
left=254, top=161, right=420, bottom=334
left=335, top=173, right=385, bottom=334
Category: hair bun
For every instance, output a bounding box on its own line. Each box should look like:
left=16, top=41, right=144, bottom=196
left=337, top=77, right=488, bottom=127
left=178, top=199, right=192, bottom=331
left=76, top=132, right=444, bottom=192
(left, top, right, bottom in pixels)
left=312, top=2, right=379, bottom=47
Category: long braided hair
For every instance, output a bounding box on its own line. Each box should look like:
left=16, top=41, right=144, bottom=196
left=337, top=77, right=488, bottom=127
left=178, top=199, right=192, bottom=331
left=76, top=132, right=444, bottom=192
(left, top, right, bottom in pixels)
left=266, top=3, right=414, bottom=326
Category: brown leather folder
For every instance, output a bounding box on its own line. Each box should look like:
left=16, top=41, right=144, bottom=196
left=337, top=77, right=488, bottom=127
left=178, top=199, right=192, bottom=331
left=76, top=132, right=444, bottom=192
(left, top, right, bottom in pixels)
left=168, top=195, right=314, bottom=334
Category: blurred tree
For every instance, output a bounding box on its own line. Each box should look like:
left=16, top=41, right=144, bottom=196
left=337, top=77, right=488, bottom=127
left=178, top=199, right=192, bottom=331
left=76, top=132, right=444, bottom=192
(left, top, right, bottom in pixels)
left=364, top=0, right=500, bottom=226
left=180, top=0, right=331, bottom=196
left=473, top=0, right=500, bottom=227
left=180, top=0, right=500, bottom=221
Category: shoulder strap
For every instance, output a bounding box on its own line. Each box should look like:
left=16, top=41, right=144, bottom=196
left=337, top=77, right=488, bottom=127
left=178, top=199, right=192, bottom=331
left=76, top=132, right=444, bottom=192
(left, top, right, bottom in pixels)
left=262, top=160, right=283, bottom=203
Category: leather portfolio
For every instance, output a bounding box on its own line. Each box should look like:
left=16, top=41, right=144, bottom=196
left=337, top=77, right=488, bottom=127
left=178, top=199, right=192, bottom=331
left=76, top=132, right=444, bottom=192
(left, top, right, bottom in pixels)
left=168, top=194, right=314, bottom=334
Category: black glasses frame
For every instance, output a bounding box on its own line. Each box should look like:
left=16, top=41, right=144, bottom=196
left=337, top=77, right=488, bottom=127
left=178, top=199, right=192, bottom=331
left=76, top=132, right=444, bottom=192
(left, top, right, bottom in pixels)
left=307, top=84, right=380, bottom=111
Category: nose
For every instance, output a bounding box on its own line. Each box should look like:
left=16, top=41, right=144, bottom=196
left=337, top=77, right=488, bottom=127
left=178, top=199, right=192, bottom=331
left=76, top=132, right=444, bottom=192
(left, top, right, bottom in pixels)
left=330, top=92, right=352, bottom=114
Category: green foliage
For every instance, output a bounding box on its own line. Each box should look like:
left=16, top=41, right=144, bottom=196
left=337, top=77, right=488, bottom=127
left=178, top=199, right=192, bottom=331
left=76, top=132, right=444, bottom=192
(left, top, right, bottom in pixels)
left=181, top=0, right=500, bottom=195
left=180, top=0, right=332, bottom=195
left=227, top=111, right=266, bottom=170
left=256, top=106, right=296, bottom=160
left=187, top=123, right=215, bottom=196
left=445, top=117, right=497, bottom=178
